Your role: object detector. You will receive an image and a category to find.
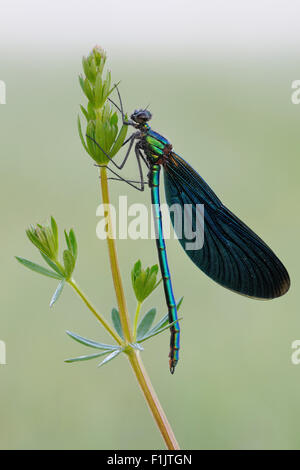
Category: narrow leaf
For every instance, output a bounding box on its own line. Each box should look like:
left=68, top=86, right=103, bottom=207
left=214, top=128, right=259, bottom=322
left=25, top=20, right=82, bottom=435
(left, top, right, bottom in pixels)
left=97, top=349, right=121, bottom=368
left=138, top=317, right=183, bottom=343
left=110, top=123, right=128, bottom=158
left=63, top=250, right=75, bottom=278
left=153, top=277, right=163, bottom=291
left=50, top=279, right=65, bottom=308
left=147, top=297, right=184, bottom=334
left=15, top=257, right=63, bottom=280
left=149, top=314, right=169, bottom=334
left=40, top=252, right=65, bottom=277
left=68, top=229, right=78, bottom=260
left=65, top=350, right=110, bottom=363
left=136, top=308, right=156, bottom=340
left=66, top=331, right=119, bottom=350
left=77, top=115, right=91, bottom=155
left=129, top=343, right=144, bottom=351
left=26, top=229, right=51, bottom=257
left=78, top=75, right=85, bottom=94
left=80, top=105, right=89, bottom=121
left=51, top=216, right=58, bottom=252
left=177, top=296, right=184, bottom=311
left=111, top=308, right=124, bottom=339
left=64, top=230, right=71, bottom=251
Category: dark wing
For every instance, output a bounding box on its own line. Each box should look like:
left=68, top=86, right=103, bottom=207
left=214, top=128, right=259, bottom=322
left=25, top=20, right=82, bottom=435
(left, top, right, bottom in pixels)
left=163, top=152, right=290, bottom=299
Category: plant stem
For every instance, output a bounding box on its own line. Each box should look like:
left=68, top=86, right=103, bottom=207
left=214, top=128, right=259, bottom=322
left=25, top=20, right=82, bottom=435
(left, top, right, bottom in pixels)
left=99, top=166, right=180, bottom=450
left=68, top=278, right=122, bottom=345
left=128, top=351, right=179, bottom=450
left=133, top=301, right=142, bottom=341
left=100, top=167, right=132, bottom=343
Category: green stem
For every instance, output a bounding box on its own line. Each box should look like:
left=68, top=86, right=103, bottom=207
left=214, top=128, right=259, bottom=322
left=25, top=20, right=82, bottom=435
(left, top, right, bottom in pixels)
left=68, top=278, right=122, bottom=346
left=100, top=167, right=132, bottom=343
left=99, top=166, right=180, bottom=450
left=133, top=301, right=142, bottom=341
left=128, top=351, right=179, bottom=450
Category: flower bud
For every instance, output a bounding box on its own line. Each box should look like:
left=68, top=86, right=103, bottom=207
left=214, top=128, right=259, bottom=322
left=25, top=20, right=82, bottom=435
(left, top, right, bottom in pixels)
left=131, top=260, right=160, bottom=303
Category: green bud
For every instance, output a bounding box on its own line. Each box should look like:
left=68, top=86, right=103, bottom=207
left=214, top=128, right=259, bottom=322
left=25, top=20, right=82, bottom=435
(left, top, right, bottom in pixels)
left=23, top=217, right=78, bottom=280
left=92, top=45, right=106, bottom=71
left=26, top=216, right=59, bottom=261
left=131, top=260, right=161, bottom=303
left=78, top=46, right=128, bottom=165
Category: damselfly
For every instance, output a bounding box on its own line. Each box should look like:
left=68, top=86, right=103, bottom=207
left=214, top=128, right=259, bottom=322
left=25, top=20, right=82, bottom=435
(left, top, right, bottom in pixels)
left=88, top=88, right=290, bottom=374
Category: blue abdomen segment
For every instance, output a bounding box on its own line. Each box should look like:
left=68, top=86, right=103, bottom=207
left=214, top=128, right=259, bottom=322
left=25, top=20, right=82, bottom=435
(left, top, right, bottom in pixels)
left=150, top=163, right=180, bottom=373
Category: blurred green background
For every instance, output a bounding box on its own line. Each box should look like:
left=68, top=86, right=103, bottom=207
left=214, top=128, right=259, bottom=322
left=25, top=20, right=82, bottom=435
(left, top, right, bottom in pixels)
left=1, top=47, right=300, bottom=449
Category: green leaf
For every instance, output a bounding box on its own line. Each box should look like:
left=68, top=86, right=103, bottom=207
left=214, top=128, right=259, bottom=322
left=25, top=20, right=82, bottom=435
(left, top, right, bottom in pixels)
left=82, top=57, right=90, bottom=80
left=40, top=252, right=64, bottom=277
left=131, top=261, right=160, bottom=303
left=83, top=77, right=94, bottom=103
left=111, top=308, right=124, bottom=339
left=50, top=279, right=65, bottom=308
left=88, top=57, right=97, bottom=84
left=136, top=308, right=156, bottom=340
left=63, top=250, right=75, bottom=278
left=111, top=111, right=118, bottom=127
left=147, top=297, right=183, bottom=334
left=78, top=75, right=85, bottom=95
left=68, top=229, right=78, bottom=260
left=150, top=314, right=169, bottom=333
left=64, top=230, right=71, bottom=251
left=87, top=102, right=96, bottom=120
left=80, top=105, right=89, bottom=121
left=138, top=318, right=182, bottom=343
left=65, top=350, right=110, bottom=363
left=110, top=123, right=128, bottom=158
left=50, top=216, right=58, bottom=254
left=66, top=331, right=119, bottom=350
left=129, top=343, right=144, bottom=351
left=132, top=260, right=141, bottom=277
left=94, top=72, right=103, bottom=107
left=15, top=257, right=63, bottom=280
left=177, top=296, right=184, bottom=311
left=26, top=229, right=51, bottom=258
left=77, top=115, right=91, bottom=155
left=97, top=349, right=121, bottom=368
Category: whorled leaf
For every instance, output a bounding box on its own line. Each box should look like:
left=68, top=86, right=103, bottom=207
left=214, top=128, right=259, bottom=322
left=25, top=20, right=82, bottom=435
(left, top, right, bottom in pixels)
left=15, top=257, right=63, bottom=280
left=129, top=342, right=144, bottom=351
left=97, top=349, right=122, bottom=368
left=111, top=308, right=124, bottom=339
left=136, top=308, right=156, bottom=341
left=50, top=279, right=65, bottom=308
left=131, top=260, right=160, bottom=303
left=68, top=229, right=78, bottom=260
left=40, top=252, right=64, bottom=277
left=137, top=318, right=182, bottom=344
left=66, top=330, right=119, bottom=351
left=65, top=350, right=110, bottom=363
left=63, top=250, right=75, bottom=279
left=137, top=297, right=184, bottom=342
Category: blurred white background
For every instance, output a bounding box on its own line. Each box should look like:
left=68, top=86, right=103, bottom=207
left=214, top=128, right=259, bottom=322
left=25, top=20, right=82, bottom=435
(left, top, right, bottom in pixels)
left=1, top=0, right=300, bottom=58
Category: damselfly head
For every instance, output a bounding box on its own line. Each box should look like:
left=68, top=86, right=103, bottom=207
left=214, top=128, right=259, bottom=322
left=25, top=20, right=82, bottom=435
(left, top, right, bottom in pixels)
left=131, top=109, right=152, bottom=124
